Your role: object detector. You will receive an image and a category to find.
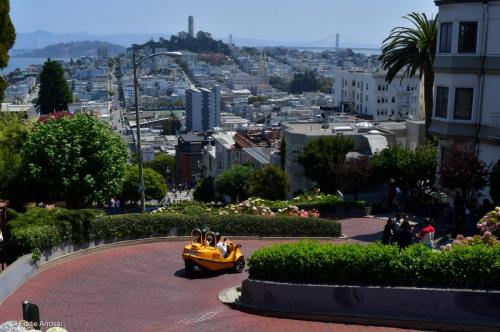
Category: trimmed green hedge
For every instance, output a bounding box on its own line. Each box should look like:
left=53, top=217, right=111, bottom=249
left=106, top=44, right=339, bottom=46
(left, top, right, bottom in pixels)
left=8, top=208, right=103, bottom=261
left=90, top=213, right=341, bottom=240
left=8, top=209, right=341, bottom=262
left=248, top=241, right=500, bottom=290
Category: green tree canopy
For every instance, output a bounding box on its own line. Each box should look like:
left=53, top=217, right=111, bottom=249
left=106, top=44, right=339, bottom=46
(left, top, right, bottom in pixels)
left=215, top=165, right=254, bottom=202
left=289, top=70, right=319, bottom=94
left=370, top=143, right=437, bottom=204
left=0, top=113, right=29, bottom=200
left=136, top=30, right=230, bottom=55
left=37, top=59, right=73, bottom=114
left=120, top=166, right=167, bottom=204
left=269, top=76, right=290, bottom=92
left=248, top=96, right=268, bottom=104
left=247, top=165, right=289, bottom=201
left=21, top=113, right=128, bottom=208
left=161, top=118, right=181, bottom=135
left=193, top=176, right=215, bottom=203
left=0, top=0, right=16, bottom=103
left=439, top=144, right=488, bottom=202
left=143, top=153, right=175, bottom=181
left=379, top=13, right=437, bottom=133
left=298, top=136, right=354, bottom=194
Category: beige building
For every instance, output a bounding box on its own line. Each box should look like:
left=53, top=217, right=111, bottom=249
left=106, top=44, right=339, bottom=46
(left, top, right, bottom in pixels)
left=282, top=119, right=425, bottom=194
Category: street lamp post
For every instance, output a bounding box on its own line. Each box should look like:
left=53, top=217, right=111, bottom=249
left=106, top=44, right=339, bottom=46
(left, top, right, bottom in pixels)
left=132, top=48, right=182, bottom=213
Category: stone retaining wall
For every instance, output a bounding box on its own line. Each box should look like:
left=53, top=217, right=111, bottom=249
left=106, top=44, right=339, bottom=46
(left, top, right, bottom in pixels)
left=239, top=279, right=500, bottom=332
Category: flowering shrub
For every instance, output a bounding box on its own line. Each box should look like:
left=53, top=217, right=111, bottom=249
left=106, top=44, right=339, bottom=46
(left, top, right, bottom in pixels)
left=441, top=233, right=498, bottom=251
left=38, top=111, right=73, bottom=123
left=260, top=189, right=344, bottom=210
left=476, top=206, right=500, bottom=236
left=218, top=198, right=320, bottom=218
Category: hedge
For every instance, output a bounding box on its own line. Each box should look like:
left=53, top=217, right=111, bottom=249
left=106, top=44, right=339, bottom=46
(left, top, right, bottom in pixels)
left=8, top=208, right=103, bottom=261
left=90, top=213, right=342, bottom=241
left=7, top=209, right=341, bottom=262
left=248, top=241, right=500, bottom=290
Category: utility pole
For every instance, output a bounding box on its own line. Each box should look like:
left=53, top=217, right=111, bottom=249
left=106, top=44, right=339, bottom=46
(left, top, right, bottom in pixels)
left=132, top=49, right=182, bottom=213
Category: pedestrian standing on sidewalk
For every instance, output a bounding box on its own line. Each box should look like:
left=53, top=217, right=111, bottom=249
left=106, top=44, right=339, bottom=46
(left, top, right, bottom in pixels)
left=382, top=218, right=394, bottom=244
left=396, top=219, right=414, bottom=250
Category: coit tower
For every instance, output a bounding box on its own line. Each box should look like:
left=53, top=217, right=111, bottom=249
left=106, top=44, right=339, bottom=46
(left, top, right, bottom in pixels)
left=188, top=16, right=194, bottom=37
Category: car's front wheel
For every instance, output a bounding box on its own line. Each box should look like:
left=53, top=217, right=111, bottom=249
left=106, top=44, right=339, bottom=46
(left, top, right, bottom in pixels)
left=233, top=257, right=245, bottom=273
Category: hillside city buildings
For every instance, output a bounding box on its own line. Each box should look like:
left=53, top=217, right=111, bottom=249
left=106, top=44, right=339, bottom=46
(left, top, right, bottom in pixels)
left=1, top=7, right=499, bottom=201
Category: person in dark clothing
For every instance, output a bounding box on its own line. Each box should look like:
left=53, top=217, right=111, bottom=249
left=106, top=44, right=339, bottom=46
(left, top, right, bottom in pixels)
left=382, top=218, right=394, bottom=244
left=396, top=219, right=414, bottom=250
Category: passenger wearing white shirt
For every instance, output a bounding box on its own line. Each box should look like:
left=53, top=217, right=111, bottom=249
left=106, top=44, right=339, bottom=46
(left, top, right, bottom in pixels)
left=216, top=237, right=228, bottom=258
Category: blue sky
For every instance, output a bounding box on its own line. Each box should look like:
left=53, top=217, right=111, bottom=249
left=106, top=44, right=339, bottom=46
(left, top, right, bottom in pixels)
left=10, top=0, right=438, bottom=45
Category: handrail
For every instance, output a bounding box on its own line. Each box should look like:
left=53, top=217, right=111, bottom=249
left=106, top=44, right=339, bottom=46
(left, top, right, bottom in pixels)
left=190, top=228, right=202, bottom=245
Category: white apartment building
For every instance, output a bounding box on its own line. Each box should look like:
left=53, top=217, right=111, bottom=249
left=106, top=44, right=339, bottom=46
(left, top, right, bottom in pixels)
left=229, top=72, right=265, bottom=91
left=332, top=70, right=421, bottom=122
left=185, top=85, right=221, bottom=132
left=430, top=0, right=500, bottom=197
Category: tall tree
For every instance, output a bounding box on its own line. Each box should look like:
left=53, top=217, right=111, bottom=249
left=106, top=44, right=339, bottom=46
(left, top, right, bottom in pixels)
left=370, top=143, right=437, bottom=205
left=215, top=165, right=254, bottom=202
left=37, top=59, right=73, bottom=114
left=120, top=166, right=167, bottom=204
left=0, top=0, right=16, bottom=105
left=298, top=136, right=354, bottom=194
left=336, top=157, right=372, bottom=200
left=280, top=137, right=287, bottom=170
left=143, top=153, right=175, bottom=181
left=161, top=118, right=181, bottom=135
left=0, top=113, right=29, bottom=200
left=193, top=176, right=215, bottom=203
left=439, top=144, right=488, bottom=203
left=247, top=165, right=290, bottom=200
left=379, top=13, right=437, bottom=133
left=21, top=113, right=128, bottom=208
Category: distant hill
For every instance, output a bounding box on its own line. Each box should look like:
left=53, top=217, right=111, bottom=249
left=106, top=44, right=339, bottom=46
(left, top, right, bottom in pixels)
left=13, top=41, right=126, bottom=58
left=13, top=31, right=169, bottom=49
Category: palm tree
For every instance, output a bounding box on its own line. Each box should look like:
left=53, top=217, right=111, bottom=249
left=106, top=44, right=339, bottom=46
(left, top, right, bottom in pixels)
left=379, top=13, right=437, bottom=133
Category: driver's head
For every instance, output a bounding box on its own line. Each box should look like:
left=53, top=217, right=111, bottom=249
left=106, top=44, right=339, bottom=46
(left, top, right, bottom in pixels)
left=223, top=237, right=227, bottom=242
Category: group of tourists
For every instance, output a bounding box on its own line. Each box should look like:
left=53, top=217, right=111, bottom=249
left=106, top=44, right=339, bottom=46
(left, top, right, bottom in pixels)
left=382, top=214, right=436, bottom=250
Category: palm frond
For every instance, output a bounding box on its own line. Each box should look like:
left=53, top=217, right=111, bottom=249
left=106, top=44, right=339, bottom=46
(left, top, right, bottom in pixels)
left=379, top=12, right=437, bottom=83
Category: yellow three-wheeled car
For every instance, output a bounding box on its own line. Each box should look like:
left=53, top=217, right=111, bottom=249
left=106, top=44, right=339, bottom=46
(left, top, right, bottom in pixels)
left=182, top=228, right=245, bottom=276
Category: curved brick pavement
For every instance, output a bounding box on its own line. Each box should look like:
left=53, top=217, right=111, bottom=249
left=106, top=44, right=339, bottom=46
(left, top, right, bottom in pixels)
left=0, top=218, right=417, bottom=332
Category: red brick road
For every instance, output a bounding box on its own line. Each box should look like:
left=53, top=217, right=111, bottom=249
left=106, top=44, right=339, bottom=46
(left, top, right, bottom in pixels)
left=0, top=218, right=416, bottom=332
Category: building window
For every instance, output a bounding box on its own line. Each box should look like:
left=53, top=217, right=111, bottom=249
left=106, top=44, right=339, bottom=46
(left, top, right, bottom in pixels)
left=439, top=22, right=453, bottom=53
left=458, top=22, right=478, bottom=53
left=453, top=88, right=473, bottom=120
